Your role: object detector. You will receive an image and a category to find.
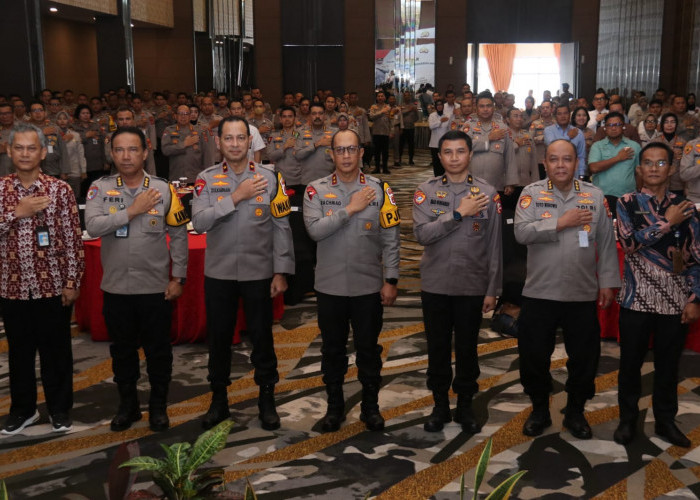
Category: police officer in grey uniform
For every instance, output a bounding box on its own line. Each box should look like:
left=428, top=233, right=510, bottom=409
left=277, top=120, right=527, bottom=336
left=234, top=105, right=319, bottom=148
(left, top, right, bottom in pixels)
left=85, top=127, right=189, bottom=432
left=192, top=116, right=294, bottom=431
left=514, top=139, right=621, bottom=439
left=463, top=92, right=518, bottom=197
left=267, top=107, right=301, bottom=187
left=105, top=107, right=156, bottom=175
left=161, top=104, right=208, bottom=183
left=304, top=129, right=401, bottom=433
left=413, top=130, right=502, bottom=433
left=28, top=102, right=68, bottom=179
left=680, top=138, right=700, bottom=203
left=294, top=103, right=337, bottom=185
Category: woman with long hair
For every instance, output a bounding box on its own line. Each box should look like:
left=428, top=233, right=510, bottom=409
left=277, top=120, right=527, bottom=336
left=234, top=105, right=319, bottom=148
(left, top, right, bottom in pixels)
left=570, top=106, right=595, bottom=157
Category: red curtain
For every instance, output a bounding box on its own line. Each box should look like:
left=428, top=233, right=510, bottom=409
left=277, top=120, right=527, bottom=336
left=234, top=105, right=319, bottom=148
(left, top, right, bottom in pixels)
left=483, top=44, right=516, bottom=92
left=553, top=43, right=561, bottom=66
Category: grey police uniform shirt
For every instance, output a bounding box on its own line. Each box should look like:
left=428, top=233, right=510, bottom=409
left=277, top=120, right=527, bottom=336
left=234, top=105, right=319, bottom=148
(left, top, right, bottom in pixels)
left=105, top=131, right=156, bottom=175
left=293, top=126, right=337, bottom=185
left=463, top=117, right=519, bottom=191
left=680, top=139, right=700, bottom=203
left=85, top=173, right=189, bottom=295
left=267, top=128, right=302, bottom=185
left=161, top=123, right=208, bottom=183
left=303, top=171, right=401, bottom=296
left=514, top=178, right=621, bottom=302
left=191, top=161, right=295, bottom=281
left=42, top=125, right=69, bottom=176
left=413, top=174, right=503, bottom=297
left=509, top=128, right=540, bottom=187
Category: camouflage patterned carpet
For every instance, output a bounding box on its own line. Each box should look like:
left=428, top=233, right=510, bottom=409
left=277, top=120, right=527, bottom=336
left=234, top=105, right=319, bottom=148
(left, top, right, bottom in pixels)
left=2, top=149, right=700, bottom=499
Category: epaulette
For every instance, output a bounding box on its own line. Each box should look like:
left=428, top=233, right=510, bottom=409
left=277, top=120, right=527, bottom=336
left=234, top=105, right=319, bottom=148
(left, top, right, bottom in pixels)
left=365, top=174, right=381, bottom=185
left=257, top=163, right=275, bottom=173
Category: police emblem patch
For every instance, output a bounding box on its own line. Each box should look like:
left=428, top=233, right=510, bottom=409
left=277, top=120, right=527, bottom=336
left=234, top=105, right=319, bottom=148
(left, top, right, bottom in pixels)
left=87, top=186, right=98, bottom=200
left=519, top=195, right=532, bottom=209
left=414, top=190, right=426, bottom=205
left=436, top=191, right=447, bottom=199
left=306, top=185, right=317, bottom=200
left=255, top=195, right=264, bottom=203
left=255, top=208, right=263, bottom=217
left=194, top=178, right=206, bottom=196
left=472, top=222, right=480, bottom=232
left=364, top=222, right=372, bottom=230
left=109, top=206, right=118, bottom=214
left=583, top=224, right=591, bottom=232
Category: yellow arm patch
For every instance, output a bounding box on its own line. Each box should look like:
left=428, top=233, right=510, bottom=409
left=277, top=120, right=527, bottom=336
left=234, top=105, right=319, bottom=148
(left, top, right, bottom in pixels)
left=165, top=184, right=191, bottom=226
left=379, top=181, right=400, bottom=228
left=270, top=172, right=292, bottom=218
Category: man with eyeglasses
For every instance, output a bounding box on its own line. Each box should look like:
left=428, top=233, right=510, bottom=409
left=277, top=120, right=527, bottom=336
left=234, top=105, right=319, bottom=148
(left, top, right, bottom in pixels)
left=413, top=130, right=502, bottom=434
left=105, top=107, right=157, bottom=175
left=28, top=102, right=69, bottom=180
left=0, top=103, right=14, bottom=175
left=13, top=100, right=29, bottom=123
left=593, top=102, right=641, bottom=144
left=587, top=92, right=609, bottom=131
left=613, top=142, right=700, bottom=447
left=589, top=112, right=641, bottom=217
left=86, top=127, right=189, bottom=433
left=192, top=116, right=294, bottom=431
left=0, top=122, right=84, bottom=435
left=544, top=103, right=587, bottom=180
left=304, top=129, right=400, bottom=433
left=161, top=104, right=208, bottom=183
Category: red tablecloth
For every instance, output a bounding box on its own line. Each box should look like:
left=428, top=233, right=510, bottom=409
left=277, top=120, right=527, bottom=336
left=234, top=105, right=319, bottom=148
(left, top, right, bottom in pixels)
left=75, top=233, right=284, bottom=344
left=598, top=244, right=700, bottom=351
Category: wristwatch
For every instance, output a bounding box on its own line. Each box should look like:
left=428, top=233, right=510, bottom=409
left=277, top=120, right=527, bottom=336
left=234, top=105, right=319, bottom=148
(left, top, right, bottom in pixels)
left=385, top=278, right=398, bottom=285
left=453, top=211, right=463, bottom=222
left=173, top=277, right=186, bottom=285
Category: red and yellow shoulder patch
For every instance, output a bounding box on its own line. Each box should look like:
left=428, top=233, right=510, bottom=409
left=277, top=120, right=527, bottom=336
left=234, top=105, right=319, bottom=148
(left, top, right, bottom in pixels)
left=194, top=178, right=206, bottom=196
left=306, top=185, right=317, bottom=200
left=519, top=194, right=532, bottom=209
left=493, top=193, right=502, bottom=214
left=414, top=190, right=426, bottom=205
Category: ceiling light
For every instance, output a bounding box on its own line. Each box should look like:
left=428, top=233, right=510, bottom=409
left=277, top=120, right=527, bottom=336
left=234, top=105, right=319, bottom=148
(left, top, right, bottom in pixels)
left=130, top=23, right=134, bottom=27
left=49, top=7, right=58, bottom=12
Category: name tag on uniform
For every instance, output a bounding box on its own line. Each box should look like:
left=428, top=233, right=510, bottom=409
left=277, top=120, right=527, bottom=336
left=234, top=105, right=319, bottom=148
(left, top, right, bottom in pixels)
left=115, top=225, right=129, bottom=238
left=578, top=230, right=589, bottom=248
left=36, top=225, right=50, bottom=247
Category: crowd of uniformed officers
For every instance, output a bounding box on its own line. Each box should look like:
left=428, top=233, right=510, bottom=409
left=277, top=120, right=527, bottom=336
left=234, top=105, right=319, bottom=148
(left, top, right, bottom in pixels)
left=0, top=87, right=699, bottom=452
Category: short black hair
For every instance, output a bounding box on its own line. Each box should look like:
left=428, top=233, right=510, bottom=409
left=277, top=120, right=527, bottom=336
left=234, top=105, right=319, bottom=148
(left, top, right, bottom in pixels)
left=604, top=111, right=624, bottom=124
left=330, top=128, right=361, bottom=148
left=74, top=104, right=92, bottom=120
left=640, top=141, right=673, bottom=165
left=475, top=90, right=494, bottom=104
left=438, top=130, right=472, bottom=153
left=279, top=106, right=296, bottom=116
left=217, top=115, right=250, bottom=138
left=111, top=126, right=147, bottom=150
left=309, top=103, right=325, bottom=113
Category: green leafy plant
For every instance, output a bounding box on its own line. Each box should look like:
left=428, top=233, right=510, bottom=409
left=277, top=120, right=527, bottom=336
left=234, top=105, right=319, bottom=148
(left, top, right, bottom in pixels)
left=0, top=480, right=8, bottom=500
left=120, top=420, right=235, bottom=500
left=461, top=437, right=527, bottom=500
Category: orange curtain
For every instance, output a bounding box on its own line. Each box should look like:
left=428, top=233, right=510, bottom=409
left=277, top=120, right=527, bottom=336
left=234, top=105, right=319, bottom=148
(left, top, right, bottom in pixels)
left=553, top=43, right=561, bottom=66
left=483, top=44, right=516, bottom=92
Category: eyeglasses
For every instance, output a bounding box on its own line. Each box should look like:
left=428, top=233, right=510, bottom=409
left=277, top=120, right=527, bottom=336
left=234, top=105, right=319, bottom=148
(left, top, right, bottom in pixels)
left=641, top=159, right=668, bottom=168
left=30, top=108, right=44, bottom=113
left=606, top=123, right=623, bottom=128
left=593, top=97, right=606, bottom=101
left=644, top=119, right=657, bottom=124
left=333, top=146, right=360, bottom=155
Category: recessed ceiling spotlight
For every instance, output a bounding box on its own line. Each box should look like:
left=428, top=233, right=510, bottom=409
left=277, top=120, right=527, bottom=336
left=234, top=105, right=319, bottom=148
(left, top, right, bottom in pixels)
left=49, top=7, right=58, bottom=12
left=130, top=23, right=134, bottom=27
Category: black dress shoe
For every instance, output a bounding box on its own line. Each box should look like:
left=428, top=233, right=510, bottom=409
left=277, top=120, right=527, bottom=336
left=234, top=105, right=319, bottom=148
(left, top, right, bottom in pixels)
left=454, top=406, right=481, bottom=434
left=424, top=406, right=452, bottom=432
left=655, top=421, right=691, bottom=447
left=563, top=413, right=592, bottom=439
left=320, top=411, right=346, bottom=432
left=360, top=409, right=385, bottom=431
left=201, top=403, right=230, bottom=430
left=148, top=406, right=169, bottom=432
left=613, top=421, right=635, bottom=445
left=522, top=412, right=552, bottom=437
left=111, top=408, right=143, bottom=432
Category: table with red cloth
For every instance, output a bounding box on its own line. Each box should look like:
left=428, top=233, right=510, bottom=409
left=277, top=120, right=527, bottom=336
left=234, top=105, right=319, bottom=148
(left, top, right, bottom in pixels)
left=598, top=243, right=700, bottom=351
left=75, top=233, right=284, bottom=344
